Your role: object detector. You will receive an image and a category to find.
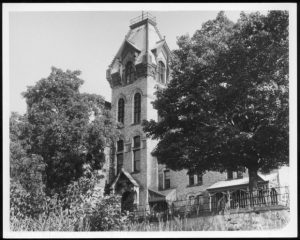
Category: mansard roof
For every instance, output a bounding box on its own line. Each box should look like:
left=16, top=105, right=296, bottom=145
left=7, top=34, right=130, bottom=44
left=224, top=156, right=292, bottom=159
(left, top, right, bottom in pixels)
left=108, top=13, right=171, bottom=72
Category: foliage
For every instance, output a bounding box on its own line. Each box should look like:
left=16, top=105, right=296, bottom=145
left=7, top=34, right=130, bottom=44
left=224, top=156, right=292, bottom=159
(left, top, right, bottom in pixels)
left=143, top=11, right=289, bottom=189
left=10, top=112, right=46, bottom=219
left=10, top=168, right=132, bottom=231
left=21, top=67, right=118, bottom=193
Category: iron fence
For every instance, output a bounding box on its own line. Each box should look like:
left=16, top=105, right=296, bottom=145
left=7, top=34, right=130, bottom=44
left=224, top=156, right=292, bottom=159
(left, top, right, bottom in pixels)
left=129, top=186, right=289, bottom=222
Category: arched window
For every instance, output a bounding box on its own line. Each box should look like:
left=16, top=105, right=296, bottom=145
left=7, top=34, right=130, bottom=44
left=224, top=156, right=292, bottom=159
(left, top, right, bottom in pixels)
left=116, top=140, right=124, bottom=174
left=133, top=93, right=141, bottom=124
left=118, top=98, right=125, bottom=124
left=158, top=61, right=166, bottom=84
left=125, top=61, right=135, bottom=83
left=133, top=136, right=141, bottom=172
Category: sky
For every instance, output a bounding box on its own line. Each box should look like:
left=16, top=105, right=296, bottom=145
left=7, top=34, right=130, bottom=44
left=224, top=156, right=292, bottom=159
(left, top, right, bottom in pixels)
left=8, top=9, right=246, bottom=114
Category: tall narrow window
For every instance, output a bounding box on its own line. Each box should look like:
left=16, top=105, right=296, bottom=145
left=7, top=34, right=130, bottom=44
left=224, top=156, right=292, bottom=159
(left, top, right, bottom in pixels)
left=116, top=140, right=124, bottom=174
left=133, top=136, right=141, bottom=172
left=189, top=174, right=195, bottom=186
left=197, top=174, right=203, bottom=185
left=118, top=98, right=125, bottom=124
left=134, top=93, right=141, bottom=124
left=164, top=170, right=170, bottom=189
left=125, top=61, right=135, bottom=83
left=227, top=170, right=233, bottom=180
left=158, top=61, right=166, bottom=84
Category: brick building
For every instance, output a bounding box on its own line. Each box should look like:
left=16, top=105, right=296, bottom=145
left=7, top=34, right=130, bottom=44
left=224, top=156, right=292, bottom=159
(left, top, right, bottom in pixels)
left=105, top=13, right=288, bottom=213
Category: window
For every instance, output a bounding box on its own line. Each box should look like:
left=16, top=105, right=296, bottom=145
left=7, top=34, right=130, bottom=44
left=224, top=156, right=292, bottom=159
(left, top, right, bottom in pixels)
left=164, top=170, right=170, bottom=189
left=116, top=140, right=124, bottom=174
left=125, top=61, right=135, bottom=83
left=189, top=174, right=195, bottom=186
left=237, top=170, right=243, bottom=179
left=133, top=93, right=141, bottom=124
left=197, top=174, right=203, bottom=185
left=133, top=136, right=141, bottom=172
left=227, top=170, right=233, bottom=180
left=158, top=61, right=166, bottom=84
left=188, top=195, right=195, bottom=205
left=118, top=98, right=125, bottom=124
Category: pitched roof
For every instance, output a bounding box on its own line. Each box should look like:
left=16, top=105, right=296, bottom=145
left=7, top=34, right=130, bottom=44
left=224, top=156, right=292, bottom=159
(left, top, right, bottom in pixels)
left=110, top=168, right=139, bottom=190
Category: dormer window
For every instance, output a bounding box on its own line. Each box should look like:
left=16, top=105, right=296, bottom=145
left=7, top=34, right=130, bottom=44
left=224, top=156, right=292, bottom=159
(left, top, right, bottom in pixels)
left=158, top=61, right=166, bottom=84
left=125, top=61, right=135, bottom=84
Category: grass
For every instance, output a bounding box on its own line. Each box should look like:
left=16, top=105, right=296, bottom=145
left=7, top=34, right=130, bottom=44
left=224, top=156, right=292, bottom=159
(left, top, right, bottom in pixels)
left=123, top=209, right=290, bottom=231
left=10, top=208, right=290, bottom=231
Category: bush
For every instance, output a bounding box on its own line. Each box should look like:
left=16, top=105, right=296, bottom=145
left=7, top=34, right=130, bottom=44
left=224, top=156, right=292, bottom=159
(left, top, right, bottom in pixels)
left=10, top=167, right=133, bottom=231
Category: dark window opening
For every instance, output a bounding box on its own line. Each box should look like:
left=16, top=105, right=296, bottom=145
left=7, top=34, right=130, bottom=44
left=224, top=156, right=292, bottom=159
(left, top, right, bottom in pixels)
left=227, top=170, right=233, bottom=180
left=134, top=93, right=141, bottom=124
left=133, top=136, right=141, bottom=172
left=116, top=140, right=124, bottom=174
left=158, top=61, right=166, bottom=84
left=189, top=174, right=195, bottom=186
left=197, top=174, right=203, bottom=185
left=164, top=170, right=170, bottom=189
left=125, top=61, right=135, bottom=83
left=118, top=98, right=125, bottom=124
left=237, top=171, right=243, bottom=179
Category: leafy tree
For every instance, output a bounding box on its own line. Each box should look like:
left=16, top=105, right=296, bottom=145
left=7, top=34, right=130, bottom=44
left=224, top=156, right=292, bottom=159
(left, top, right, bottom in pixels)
left=143, top=11, right=289, bottom=190
left=10, top=112, right=46, bottom=218
left=22, top=67, right=118, bottom=193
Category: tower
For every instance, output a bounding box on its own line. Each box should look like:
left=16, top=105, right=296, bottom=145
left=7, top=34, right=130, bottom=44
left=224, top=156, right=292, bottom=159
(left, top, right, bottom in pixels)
left=106, top=12, right=171, bottom=211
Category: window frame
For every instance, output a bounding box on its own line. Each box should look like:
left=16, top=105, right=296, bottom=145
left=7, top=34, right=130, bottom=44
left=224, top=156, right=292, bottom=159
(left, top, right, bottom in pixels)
left=227, top=170, right=233, bottom=180
left=125, top=61, right=135, bottom=83
left=197, top=174, right=203, bottom=185
left=133, top=136, right=141, bottom=172
left=189, top=174, right=195, bottom=186
left=117, top=98, right=125, bottom=124
left=158, top=61, right=166, bottom=84
left=133, top=93, right=141, bottom=124
left=164, top=169, right=171, bottom=190
left=116, top=140, right=124, bottom=174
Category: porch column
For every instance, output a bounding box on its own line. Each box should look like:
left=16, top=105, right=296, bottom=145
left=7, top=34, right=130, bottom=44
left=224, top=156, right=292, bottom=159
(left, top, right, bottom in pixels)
left=208, top=193, right=212, bottom=212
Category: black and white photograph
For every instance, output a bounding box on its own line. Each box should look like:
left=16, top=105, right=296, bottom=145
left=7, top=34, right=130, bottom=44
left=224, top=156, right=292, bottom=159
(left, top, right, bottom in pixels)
left=2, top=3, right=297, bottom=238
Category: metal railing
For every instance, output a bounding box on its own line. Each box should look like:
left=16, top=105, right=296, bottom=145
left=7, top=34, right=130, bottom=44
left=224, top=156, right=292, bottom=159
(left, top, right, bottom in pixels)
left=128, top=186, right=289, bottom=221
left=130, top=12, right=156, bottom=26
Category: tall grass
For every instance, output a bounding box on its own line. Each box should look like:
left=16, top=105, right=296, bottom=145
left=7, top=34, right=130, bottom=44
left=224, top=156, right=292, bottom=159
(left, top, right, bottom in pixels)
left=123, top=209, right=290, bottom=231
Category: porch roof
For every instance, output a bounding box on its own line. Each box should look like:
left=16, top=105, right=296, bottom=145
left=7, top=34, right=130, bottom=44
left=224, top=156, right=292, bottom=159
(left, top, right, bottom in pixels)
left=206, top=173, right=277, bottom=192
left=110, top=168, right=139, bottom=190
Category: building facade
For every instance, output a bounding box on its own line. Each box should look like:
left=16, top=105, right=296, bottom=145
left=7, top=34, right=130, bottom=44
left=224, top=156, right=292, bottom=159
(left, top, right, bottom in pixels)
left=105, top=13, right=288, bottom=213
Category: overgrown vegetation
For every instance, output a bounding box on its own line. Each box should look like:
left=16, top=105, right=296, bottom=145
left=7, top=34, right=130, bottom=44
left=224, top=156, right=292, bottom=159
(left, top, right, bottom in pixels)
left=124, top=210, right=290, bottom=231
left=10, top=67, right=130, bottom=231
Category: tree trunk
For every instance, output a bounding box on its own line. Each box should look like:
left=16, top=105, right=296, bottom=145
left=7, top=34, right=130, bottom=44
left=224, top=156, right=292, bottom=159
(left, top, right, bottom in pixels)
left=248, top=167, right=259, bottom=208
left=248, top=168, right=259, bottom=191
